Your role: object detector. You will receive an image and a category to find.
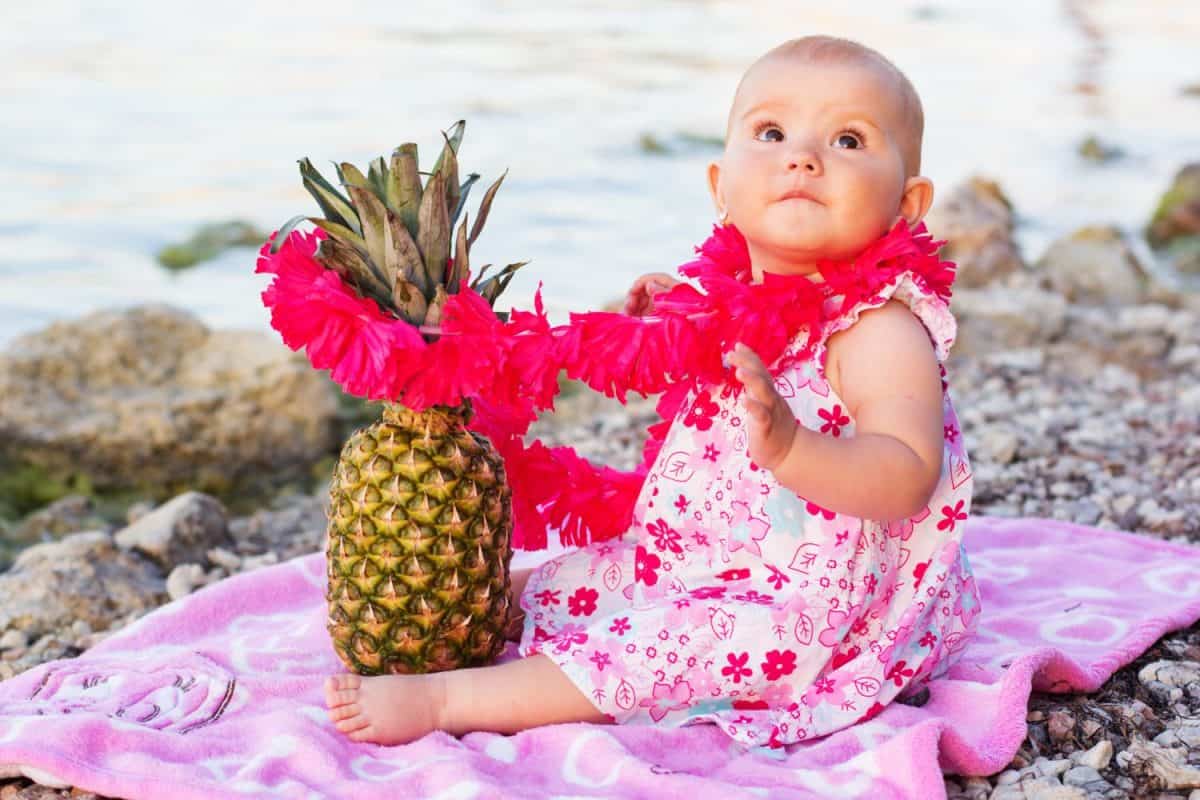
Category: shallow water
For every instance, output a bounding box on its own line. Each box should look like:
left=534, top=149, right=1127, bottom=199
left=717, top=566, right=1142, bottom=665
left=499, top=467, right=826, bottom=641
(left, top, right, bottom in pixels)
left=1, top=0, right=1198, bottom=347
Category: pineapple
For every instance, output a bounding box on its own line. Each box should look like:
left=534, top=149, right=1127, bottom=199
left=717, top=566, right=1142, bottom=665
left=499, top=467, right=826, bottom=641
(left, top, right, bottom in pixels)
left=272, top=120, right=530, bottom=674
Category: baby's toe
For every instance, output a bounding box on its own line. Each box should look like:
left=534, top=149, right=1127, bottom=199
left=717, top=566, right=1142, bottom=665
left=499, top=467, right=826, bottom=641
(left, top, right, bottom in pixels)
left=335, top=714, right=370, bottom=736
left=327, top=702, right=360, bottom=722
left=324, top=674, right=361, bottom=707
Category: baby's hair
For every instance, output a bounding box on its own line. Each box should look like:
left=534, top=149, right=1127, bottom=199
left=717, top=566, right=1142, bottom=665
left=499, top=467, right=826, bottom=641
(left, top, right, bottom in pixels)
left=730, top=36, right=925, bottom=177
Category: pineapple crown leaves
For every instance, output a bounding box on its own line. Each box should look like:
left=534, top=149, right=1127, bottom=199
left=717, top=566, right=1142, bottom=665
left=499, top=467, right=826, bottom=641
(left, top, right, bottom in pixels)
left=270, top=120, right=529, bottom=332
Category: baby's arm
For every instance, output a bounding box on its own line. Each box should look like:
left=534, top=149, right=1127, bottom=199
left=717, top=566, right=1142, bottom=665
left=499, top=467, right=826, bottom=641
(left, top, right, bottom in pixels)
left=623, top=272, right=680, bottom=316
left=728, top=300, right=944, bottom=520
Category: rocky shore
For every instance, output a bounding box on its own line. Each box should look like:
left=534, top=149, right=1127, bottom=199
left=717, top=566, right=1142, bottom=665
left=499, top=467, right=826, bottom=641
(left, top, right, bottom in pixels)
left=1, top=168, right=1199, bottom=798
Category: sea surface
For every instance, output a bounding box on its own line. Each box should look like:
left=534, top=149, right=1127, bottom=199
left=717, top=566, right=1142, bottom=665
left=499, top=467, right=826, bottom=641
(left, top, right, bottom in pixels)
left=1, top=1, right=1198, bottom=347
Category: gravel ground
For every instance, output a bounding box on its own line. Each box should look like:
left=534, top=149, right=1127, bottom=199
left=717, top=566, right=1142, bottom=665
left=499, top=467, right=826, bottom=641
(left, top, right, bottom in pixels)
left=2, top=327, right=1199, bottom=799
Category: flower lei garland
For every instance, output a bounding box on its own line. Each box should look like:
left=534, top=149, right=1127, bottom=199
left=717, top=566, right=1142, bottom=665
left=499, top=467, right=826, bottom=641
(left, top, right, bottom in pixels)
left=255, top=219, right=954, bottom=551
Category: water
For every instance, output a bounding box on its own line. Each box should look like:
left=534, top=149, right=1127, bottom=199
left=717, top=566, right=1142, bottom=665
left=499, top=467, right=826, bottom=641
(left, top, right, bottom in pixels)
left=1, top=0, right=1198, bottom=348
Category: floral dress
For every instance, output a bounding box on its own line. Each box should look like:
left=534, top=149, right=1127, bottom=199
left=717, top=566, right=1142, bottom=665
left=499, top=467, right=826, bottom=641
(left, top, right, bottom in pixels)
left=517, top=271, right=982, bottom=748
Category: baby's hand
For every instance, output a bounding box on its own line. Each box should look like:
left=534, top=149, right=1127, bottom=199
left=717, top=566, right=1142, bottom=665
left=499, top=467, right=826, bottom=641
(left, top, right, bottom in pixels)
left=623, top=273, right=680, bottom=316
left=727, top=342, right=797, bottom=472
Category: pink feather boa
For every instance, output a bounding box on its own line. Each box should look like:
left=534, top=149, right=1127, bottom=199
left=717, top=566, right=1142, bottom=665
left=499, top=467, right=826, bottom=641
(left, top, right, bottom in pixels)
left=255, top=219, right=954, bottom=551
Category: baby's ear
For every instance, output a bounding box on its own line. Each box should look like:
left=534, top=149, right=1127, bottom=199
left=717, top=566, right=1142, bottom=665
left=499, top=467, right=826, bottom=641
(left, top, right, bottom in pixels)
left=899, top=176, right=934, bottom=226
left=706, top=161, right=724, bottom=214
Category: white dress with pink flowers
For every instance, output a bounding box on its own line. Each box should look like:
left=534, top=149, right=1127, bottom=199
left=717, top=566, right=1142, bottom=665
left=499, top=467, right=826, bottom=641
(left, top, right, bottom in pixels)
left=517, top=271, right=982, bottom=748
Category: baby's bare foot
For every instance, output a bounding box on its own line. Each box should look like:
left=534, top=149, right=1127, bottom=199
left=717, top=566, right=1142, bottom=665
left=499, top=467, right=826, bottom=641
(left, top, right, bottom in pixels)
left=324, top=672, right=447, bottom=745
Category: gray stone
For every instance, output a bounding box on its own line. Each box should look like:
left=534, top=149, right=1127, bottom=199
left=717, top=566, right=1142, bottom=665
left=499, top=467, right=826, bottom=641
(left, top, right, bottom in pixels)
left=114, top=491, right=233, bottom=572
left=0, top=531, right=165, bottom=639
left=0, top=304, right=339, bottom=498
left=1035, top=226, right=1146, bottom=306
left=923, top=176, right=1024, bottom=288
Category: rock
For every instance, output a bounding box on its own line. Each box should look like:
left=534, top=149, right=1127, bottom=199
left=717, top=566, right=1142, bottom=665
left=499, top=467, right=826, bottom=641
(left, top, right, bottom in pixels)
left=949, top=287, right=1067, bottom=357
left=1047, top=710, right=1075, bottom=743
left=1035, top=226, right=1147, bottom=305
left=8, top=495, right=111, bottom=547
left=165, top=563, right=207, bottom=601
left=1146, top=163, right=1200, bottom=249
left=0, top=531, right=165, bottom=640
left=1062, top=765, right=1103, bottom=787
left=1078, top=135, right=1125, bottom=163
left=1138, top=660, right=1200, bottom=689
left=1116, top=737, right=1200, bottom=791
left=0, top=304, right=339, bottom=502
left=156, top=219, right=269, bottom=270
left=0, top=630, right=28, bottom=650
left=923, top=176, right=1024, bottom=288
left=1071, top=739, right=1113, bottom=770
left=114, top=492, right=233, bottom=573
left=205, top=546, right=243, bottom=572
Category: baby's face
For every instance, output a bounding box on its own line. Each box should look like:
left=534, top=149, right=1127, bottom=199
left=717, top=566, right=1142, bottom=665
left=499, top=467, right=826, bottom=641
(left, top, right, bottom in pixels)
left=712, top=56, right=916, bottom=275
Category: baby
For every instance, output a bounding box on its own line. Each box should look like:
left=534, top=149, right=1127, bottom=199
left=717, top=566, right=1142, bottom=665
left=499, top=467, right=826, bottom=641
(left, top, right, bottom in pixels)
left=324, top=34, right=981, bottom=748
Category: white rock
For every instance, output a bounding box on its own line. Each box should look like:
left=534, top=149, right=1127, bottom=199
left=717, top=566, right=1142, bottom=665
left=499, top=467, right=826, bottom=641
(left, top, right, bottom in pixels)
left=1138, top=660, right=1200, bottom=688
left=1071, top=739, right=1113, bottom=770
left=165, top=563, right=207, bottom=601
left=0, top=630, right=28, bottom=650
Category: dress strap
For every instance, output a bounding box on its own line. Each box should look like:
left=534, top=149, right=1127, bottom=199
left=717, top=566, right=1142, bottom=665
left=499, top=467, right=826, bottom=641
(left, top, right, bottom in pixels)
left=818, top=270, right=958, bottom=362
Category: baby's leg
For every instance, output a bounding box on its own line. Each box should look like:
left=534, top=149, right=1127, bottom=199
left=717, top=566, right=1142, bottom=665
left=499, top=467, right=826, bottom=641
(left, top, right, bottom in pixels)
left=504, top=566, right=535, bottom=641
left=325, top=654, right=609, bottom=744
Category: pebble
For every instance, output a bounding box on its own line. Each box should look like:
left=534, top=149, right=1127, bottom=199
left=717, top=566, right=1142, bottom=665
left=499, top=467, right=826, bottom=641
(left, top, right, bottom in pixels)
left=0, top=630, right=28, bottom=650
left=1069, top=740, right=1113, bottom=771
left=165, top=563, right=207, bottom=601
left=1138, top=660, right=1200, bottom=688
left=1061, top=765, right=1103, bottom=787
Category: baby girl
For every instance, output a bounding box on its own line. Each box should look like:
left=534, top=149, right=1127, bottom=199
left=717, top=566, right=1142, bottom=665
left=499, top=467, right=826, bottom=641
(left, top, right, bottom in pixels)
left=324, top=34, right=982, bottom=748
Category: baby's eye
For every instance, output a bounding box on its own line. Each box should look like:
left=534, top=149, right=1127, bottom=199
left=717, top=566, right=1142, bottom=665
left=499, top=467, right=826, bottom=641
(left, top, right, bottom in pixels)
left=833, top=129, right=866, bottom=149
left=752, top=120, right=784, bottom=142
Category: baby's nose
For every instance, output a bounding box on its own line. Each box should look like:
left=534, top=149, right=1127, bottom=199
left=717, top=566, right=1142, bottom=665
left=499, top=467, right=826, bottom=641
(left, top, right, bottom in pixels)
left=788, top=154, right=821, bottom=174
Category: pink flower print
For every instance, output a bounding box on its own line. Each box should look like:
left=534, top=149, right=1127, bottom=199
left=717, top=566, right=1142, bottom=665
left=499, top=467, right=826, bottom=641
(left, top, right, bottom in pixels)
left=715, top=568, right=750, bottom=582
left=664, top=597, right=711, bottom=629
left=690, top=585, right=726, bottom=600
left=912, top=558, right=931, bottom=589
left=761, top=649, right=798, bottom=680
left=794, top=369, right=830, bottom=398
left=689, top=666, right=720, bottom=698
left=812, top=676, right=836, bottom=695
left=639, top=680, right=694, bottom=722
left=863, top=572, right=878, bottom=595
left=938, top=500, right=967, bottom=532
left=674, top=494, right=689, bottom=514
left=886, top=517, right=915, bottom=541
left=609, top=616, right=631, bottom=636
left=534, top=589, right=562, bottom=607
left=646, top=518, right=683, bottom=556
left=919, top=631, right=938, bottom=648
left=759, top=681, right=797, bottom=707
left=885, top=659, right=916, bottom=687
left=568, top=587, right=599, bottom=617
left=573, top=636, right=630, bottom=688
left=702, top=444, right=720, bottom=462
left=683, top=391, right=719, bottom=431
left=721, top=652, right=753, bottom=684
left=817, top=404, right=850, bottom=437
left=765, top=564, right=791, bottom=591
left=803, top=500, right=836, bottom=521
left=733, top=590, right=774, bottom=606
left=944, top=423, right=959, bottom=443
left=552, top=623, right=589, bottom=653
left=634, top=545, right=661, bottom=586
left=829, top=644, right=861, bottom=670
left=818, top=603, right=863, bottom=647
left=727, top=501, right=771, bottom=557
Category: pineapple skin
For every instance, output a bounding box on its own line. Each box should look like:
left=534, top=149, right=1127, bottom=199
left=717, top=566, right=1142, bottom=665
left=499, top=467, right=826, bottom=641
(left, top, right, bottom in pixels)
left=325, top=402, right=514, bottom=675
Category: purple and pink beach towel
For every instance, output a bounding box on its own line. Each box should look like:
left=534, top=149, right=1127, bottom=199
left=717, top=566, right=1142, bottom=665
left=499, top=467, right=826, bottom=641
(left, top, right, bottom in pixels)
left=1, top=515, right=1198, bottom=799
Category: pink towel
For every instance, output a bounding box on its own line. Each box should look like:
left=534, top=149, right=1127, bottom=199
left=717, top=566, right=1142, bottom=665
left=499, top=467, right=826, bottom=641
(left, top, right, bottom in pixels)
left=1, top=515, right=1198, bottom=800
